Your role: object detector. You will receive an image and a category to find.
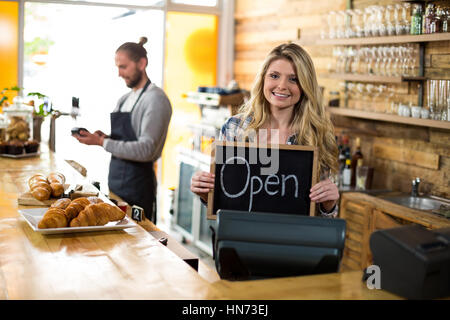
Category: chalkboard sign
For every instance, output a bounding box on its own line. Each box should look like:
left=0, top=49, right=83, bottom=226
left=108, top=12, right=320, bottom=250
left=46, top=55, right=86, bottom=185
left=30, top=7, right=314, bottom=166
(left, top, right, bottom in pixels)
left=207, top=141, right=318, bottom=219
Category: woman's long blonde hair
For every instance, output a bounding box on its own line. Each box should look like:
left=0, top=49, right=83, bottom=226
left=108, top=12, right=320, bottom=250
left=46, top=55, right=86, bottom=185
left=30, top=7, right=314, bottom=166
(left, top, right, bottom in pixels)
left=240, top=43, right=338, bottom=175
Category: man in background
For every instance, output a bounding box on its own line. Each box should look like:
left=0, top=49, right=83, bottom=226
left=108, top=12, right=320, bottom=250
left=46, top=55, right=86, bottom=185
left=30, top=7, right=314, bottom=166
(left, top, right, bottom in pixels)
left=74, top=37, right=172, bottom=224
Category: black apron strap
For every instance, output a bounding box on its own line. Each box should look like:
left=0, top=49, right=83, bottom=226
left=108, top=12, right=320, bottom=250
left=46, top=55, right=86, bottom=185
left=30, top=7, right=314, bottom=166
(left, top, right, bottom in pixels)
left=118, top=79, right=151, bottom=112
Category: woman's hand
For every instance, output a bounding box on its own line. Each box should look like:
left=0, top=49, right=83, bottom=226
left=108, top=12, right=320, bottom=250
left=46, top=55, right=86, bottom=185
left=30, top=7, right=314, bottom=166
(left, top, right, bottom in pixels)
left=310, top=179, right=339, bottom=213
left=190, top=171, right=215, bottom=203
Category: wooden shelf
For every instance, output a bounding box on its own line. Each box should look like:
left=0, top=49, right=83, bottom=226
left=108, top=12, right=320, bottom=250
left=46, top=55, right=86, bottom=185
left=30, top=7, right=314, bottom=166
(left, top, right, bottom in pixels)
left=315, top=33, right=450, bottom=46
left=327, top=107, right=450, bottom=130
left=322, top=73, right=426, bottom=83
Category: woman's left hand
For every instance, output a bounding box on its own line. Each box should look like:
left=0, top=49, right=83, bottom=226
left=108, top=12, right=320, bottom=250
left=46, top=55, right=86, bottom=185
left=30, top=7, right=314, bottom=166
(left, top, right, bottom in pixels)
left=310, top=179, right=339, bottom=212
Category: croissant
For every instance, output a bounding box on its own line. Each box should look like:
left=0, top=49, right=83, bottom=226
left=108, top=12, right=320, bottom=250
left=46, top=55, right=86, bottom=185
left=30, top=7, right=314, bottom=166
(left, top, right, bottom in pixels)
left=47, top=172, right=65, bottom=198
left=64, top=197, right=91, bottom=221
left=38, top=208, right=68, bottom=229
left=51, top=198, right=71, bottom=210
left=70, top=203, right=126, bottom=227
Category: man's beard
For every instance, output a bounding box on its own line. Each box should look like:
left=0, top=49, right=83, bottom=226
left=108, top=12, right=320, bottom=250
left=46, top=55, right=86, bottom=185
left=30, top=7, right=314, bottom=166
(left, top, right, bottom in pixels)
left=126, top=70, right=143, bottom=89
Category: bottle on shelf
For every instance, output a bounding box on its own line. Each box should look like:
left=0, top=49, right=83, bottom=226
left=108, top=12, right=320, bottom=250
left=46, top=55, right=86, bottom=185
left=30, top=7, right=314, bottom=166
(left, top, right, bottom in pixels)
left=342, top=159, right=352, bottom=186
left=411, top=4, right=423, bottom=35
left=350, top=137, right=363, bottom=187
left=431, top=6, right=443, bottom=34
left=338, top=143, right=346, bottom=185
left=423, top=3, right=434, bottom=34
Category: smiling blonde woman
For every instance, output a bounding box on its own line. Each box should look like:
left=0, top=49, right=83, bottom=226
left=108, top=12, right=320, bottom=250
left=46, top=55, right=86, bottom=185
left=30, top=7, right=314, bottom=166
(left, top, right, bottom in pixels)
left=191, top=43, right=340, bottom=216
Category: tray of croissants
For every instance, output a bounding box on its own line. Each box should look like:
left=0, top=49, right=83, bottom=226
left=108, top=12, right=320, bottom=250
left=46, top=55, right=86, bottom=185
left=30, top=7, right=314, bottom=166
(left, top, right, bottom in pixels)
left=19, top=196, right=137, bottom=234
left=18, top=172, right=99, bottom=206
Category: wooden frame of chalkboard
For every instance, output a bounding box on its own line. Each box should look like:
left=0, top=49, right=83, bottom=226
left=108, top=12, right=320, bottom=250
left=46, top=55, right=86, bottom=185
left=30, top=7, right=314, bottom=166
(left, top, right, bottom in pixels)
left=207, top=141, right=318, bottom=220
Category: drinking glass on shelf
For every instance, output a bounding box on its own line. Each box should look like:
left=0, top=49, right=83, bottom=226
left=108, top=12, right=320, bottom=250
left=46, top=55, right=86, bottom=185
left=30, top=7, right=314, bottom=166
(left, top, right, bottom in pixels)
left=370, top=6, right=380, bottom=36
left=345, top=9, right=355, bottom=38
left=327, top=11, right=337, bottom=39
left=374, top=46, right=382, bottom=75
left=392, top=46, right=403, bottom=77
left=385, top=5, right=396, bottom=36
left=353, top=9, right=364, bottom=38
left=336, top=10, right=346, bottom=38
left=366, top=47, right=376, bottom=74
left=384, top=84, right=396, bottom=113
left=356, top=165, right=369, bottom=190
left=334, top=47, right=345, bottom=73
left=428, top=79, right=437, bottom=120
left=355, top=83, right=365, bottom=110
left=402, top=3, right=411, bottom=34
left=364, top=83, right=375, bottom=111
left=377, top=6, right=387, bottom=36
left=346, top=82, right=356, bottom=108
left=438, top=80, right=448, bottom=121
left=363, top=7, right=373, bottom=37
left=350, top=47, right=361, bottom=74
left=394, top=4, right=404, bottom=35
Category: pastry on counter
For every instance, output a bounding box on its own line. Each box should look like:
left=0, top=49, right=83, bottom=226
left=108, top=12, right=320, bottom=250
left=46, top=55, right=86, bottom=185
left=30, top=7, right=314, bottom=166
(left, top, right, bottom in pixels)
left=0, top=141, right=7, bottom=154
left=24, top=140, right=39, bottom=153
left=7, top=139, right=24, bottom=155
left=87, top=196, right=103, bottom=204
left=64, top=197, right=91, bottom=221
left=37, top=208, right=68, bottom=229
left=50, top=198, right=72, bottom=210
left=70, top=203, right=126, bottom=227
left=27, top=172, right=66, bottom=201
left=37, top=197, right=124, bottom=229
left=28, top=174, right=52, bottom=201
left=47, top=172, right=65, bottom=198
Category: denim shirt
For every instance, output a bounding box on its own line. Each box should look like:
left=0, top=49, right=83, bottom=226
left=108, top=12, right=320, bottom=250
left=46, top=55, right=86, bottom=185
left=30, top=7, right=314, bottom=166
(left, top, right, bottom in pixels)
left=219, top=114, right=338, bottom=217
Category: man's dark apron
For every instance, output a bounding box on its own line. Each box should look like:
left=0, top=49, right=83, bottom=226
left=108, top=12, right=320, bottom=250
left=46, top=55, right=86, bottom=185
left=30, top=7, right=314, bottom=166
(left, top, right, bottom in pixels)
left=108, top=80, right=157, bottom=223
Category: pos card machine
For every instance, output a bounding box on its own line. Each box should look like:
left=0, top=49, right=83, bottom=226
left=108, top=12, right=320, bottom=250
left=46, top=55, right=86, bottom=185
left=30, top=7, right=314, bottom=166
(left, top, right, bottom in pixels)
left=370, top=225, right=450, bottom=299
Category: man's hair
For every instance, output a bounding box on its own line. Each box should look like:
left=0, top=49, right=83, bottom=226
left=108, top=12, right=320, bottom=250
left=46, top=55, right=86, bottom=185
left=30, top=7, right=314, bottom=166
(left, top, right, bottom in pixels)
left=116, top=37, right=148, bottom=63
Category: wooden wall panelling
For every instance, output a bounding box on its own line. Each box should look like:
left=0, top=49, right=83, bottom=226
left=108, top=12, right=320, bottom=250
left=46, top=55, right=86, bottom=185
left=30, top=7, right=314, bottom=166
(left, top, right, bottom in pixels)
left=234, top=0, right=346, bottom=90
left=373, top=143, right=440, bottom=170
left=234, top=0, right=450, bottom=198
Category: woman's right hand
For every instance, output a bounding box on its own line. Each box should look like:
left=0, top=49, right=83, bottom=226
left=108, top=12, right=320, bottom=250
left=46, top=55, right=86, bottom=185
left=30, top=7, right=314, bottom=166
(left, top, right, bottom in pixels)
left=190, top=171, right=215, bottom=203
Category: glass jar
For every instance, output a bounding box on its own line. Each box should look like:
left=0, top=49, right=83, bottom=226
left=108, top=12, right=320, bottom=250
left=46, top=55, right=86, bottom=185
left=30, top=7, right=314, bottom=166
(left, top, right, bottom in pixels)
left=0, top=114, right=7, bottom=142
left=329, top=91, right=340, bottom=107
left=3, top=102, right=34, bottom=142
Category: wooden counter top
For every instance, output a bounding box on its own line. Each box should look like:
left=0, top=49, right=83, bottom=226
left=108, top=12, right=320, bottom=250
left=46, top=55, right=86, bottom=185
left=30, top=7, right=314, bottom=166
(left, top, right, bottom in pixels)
left=0, top=145, right=411, bottom=300
left=0, top=146, right=221, bottom=299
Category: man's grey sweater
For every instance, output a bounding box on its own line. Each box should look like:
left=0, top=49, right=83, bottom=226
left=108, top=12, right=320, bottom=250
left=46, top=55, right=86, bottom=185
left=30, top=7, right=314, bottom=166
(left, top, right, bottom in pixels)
left=103, top=83, right=172, bottom=163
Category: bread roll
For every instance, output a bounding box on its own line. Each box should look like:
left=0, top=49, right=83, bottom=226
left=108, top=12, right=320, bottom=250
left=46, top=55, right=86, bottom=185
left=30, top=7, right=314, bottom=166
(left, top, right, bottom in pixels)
left=30, top=181, right=52, bottom=201
left=47, top=172, right=65, bottom=184
left=47, top=172, right=65, bottom=198
left=49, top=182, right=64, bottom=197
left=28, top=174, right=48, bottom=188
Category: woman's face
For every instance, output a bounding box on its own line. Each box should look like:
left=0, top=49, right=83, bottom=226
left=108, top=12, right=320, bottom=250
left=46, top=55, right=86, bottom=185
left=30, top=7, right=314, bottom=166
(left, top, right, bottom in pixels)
left=263, top=58, right=301, bottom=112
